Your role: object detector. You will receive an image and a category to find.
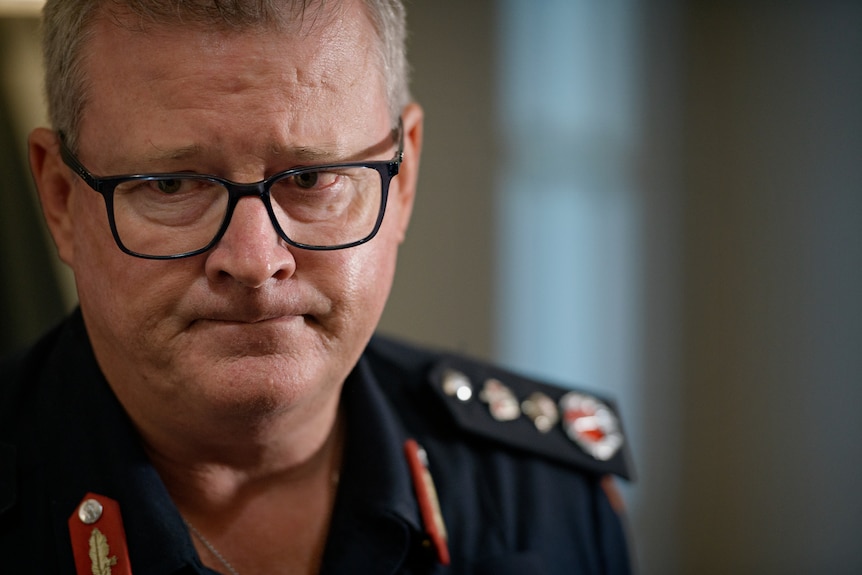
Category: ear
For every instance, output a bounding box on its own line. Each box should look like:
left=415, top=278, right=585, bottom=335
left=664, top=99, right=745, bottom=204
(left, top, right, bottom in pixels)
left=29, top=127, right=77, bottom=265
left=391, top=102, right=423, bottom=243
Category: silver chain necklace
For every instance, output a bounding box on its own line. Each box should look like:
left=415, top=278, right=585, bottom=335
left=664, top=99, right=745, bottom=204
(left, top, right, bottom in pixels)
left=185, top=520, right=241, bottom=575
left=182, top=463, right=341, bottom=575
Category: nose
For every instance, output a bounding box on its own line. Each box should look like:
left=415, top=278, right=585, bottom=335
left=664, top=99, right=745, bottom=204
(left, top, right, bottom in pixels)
left=204, top=196, right=296, bottom=287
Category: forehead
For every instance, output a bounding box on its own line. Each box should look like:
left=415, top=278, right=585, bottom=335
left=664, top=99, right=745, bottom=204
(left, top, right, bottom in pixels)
left=75, top=0, right=388, bottom=160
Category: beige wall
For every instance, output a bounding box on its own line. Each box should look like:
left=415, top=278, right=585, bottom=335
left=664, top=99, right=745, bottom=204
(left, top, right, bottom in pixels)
left=675, top=3, right=862, bottom=573
left=378, top=0, right=497, bottom=359
left=0, top=16, right=73, bottom=350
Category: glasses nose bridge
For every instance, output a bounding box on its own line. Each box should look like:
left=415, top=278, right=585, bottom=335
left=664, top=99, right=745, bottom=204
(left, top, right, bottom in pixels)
left=227, top=179, right=269, bottom=200
left=220, top=178, right=283, bottom=242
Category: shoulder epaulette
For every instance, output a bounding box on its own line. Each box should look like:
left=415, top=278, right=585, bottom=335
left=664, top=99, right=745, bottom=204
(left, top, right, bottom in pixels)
left=427, top=355, right=634, bottom=480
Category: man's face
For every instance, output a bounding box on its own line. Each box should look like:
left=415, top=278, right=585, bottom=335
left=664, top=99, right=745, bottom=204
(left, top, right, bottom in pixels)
left=40, top=1, right=421, bottom=423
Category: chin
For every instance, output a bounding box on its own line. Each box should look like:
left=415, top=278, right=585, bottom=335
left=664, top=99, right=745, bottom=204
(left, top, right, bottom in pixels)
left=187, top=354, right=332, bottom=417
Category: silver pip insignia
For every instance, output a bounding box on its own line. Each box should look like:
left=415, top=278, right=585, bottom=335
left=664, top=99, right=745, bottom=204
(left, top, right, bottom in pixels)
left=521, top=392, right=559, bottom=433
left=479, top=378, right=520, bottom=422
left=441, top=369, right=473, bottom=402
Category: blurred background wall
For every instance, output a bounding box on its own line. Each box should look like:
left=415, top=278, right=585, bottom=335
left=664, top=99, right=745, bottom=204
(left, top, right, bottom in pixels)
left=1, top=1, right=860, bottom=574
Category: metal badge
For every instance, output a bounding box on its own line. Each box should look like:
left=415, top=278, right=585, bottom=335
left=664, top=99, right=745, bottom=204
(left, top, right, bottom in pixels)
left=521, top=392, right=559, bottom=433
left=441, top=369, right=473, bottom=402
left=88, top=528, right=118, bottom=575
left=78, top=498, right=104, bottom=525
left=559, top=391, right=624, bottom=461
left=68, top=493, right=132, bottom=575
left=479, top=378, right=520, bottom=422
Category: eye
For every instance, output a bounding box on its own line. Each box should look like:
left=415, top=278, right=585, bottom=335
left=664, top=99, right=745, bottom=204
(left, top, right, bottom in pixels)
left=293, top=172, right=319, bottom=190
left=156, top=179, right=185, bottom=194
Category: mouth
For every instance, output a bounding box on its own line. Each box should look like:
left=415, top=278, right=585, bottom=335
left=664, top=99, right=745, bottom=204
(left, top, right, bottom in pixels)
left=205, top=312, right=303, bottom=323
left=185, top=289, right=329, bottom=334
left=185, top=314, right=317, bottom=355
left=193, top=312, right=315, bottom=328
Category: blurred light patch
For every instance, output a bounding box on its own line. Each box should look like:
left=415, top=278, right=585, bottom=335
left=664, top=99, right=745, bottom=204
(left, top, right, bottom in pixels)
left=0, top=0, right=43, bottom=17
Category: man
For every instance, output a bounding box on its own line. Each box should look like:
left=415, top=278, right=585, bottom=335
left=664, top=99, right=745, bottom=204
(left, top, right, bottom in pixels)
left=0, top=0, right=633, bottom=573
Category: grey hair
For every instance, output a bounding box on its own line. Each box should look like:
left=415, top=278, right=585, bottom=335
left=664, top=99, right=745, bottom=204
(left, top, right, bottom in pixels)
left=40, top=0, right=411, bottom=150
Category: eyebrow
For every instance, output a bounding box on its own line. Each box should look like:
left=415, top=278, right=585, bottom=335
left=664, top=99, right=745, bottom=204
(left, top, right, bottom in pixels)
left=277, top=145, right=343, bottom=163
left=135, top=143, right=366, bottom=171
left=139, top=143, right=340, bottom=165
left=142, top=144, right=205, bottom=164
left=128, top=126, right=398, bottom=172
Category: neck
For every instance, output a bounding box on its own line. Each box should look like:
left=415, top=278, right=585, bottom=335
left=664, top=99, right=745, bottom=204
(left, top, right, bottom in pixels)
left=145, top=401, right=346, bottom=575
left=113, top=366, right=348, bottom=573
left=141, top=391, right=345, bottom=510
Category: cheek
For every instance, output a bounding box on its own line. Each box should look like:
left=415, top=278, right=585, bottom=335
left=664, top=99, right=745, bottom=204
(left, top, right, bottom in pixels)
left=69, top=193, right=123, bottom=310
left=311, top=236, right=399, bottom=333
left=69, top=194, right=194, bottom=349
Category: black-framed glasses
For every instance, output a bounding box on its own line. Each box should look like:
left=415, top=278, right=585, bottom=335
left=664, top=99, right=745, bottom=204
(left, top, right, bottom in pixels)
left=58, top=120, right=403, bottom=259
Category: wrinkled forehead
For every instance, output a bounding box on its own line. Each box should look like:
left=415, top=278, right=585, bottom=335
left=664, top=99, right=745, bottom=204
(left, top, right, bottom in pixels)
left=94, top=0, right=343, bottom=36
left=80, top=0, right=378, bottom=99
left=72, top=0, right=390, bottom=161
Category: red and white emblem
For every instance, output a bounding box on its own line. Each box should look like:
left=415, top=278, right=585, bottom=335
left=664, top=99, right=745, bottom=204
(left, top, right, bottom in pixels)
left=559, top=392, right=623, bottom=461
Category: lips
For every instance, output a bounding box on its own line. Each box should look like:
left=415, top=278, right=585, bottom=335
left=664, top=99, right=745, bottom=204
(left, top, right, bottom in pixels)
left=187, top=306, right=327, bottom=339
left=187, top=284, right=328, bottom=321
left=198, top=310, right=309, bottom=324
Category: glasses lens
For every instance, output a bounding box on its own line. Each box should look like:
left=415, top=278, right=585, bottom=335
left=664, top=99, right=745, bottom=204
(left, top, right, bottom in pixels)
left=107, top=166, right=385, bottom=257
left=111, top=176, right=229, bottom=257
left=269, top=165, right=384, bottom=248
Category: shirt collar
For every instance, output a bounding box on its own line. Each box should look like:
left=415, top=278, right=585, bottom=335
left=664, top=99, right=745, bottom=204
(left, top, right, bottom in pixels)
left=320, top=350, right=428, bottom=573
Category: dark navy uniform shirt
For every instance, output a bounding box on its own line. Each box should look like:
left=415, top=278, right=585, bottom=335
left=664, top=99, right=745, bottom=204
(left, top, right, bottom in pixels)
left=0, top=310, right=633, bottom=574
